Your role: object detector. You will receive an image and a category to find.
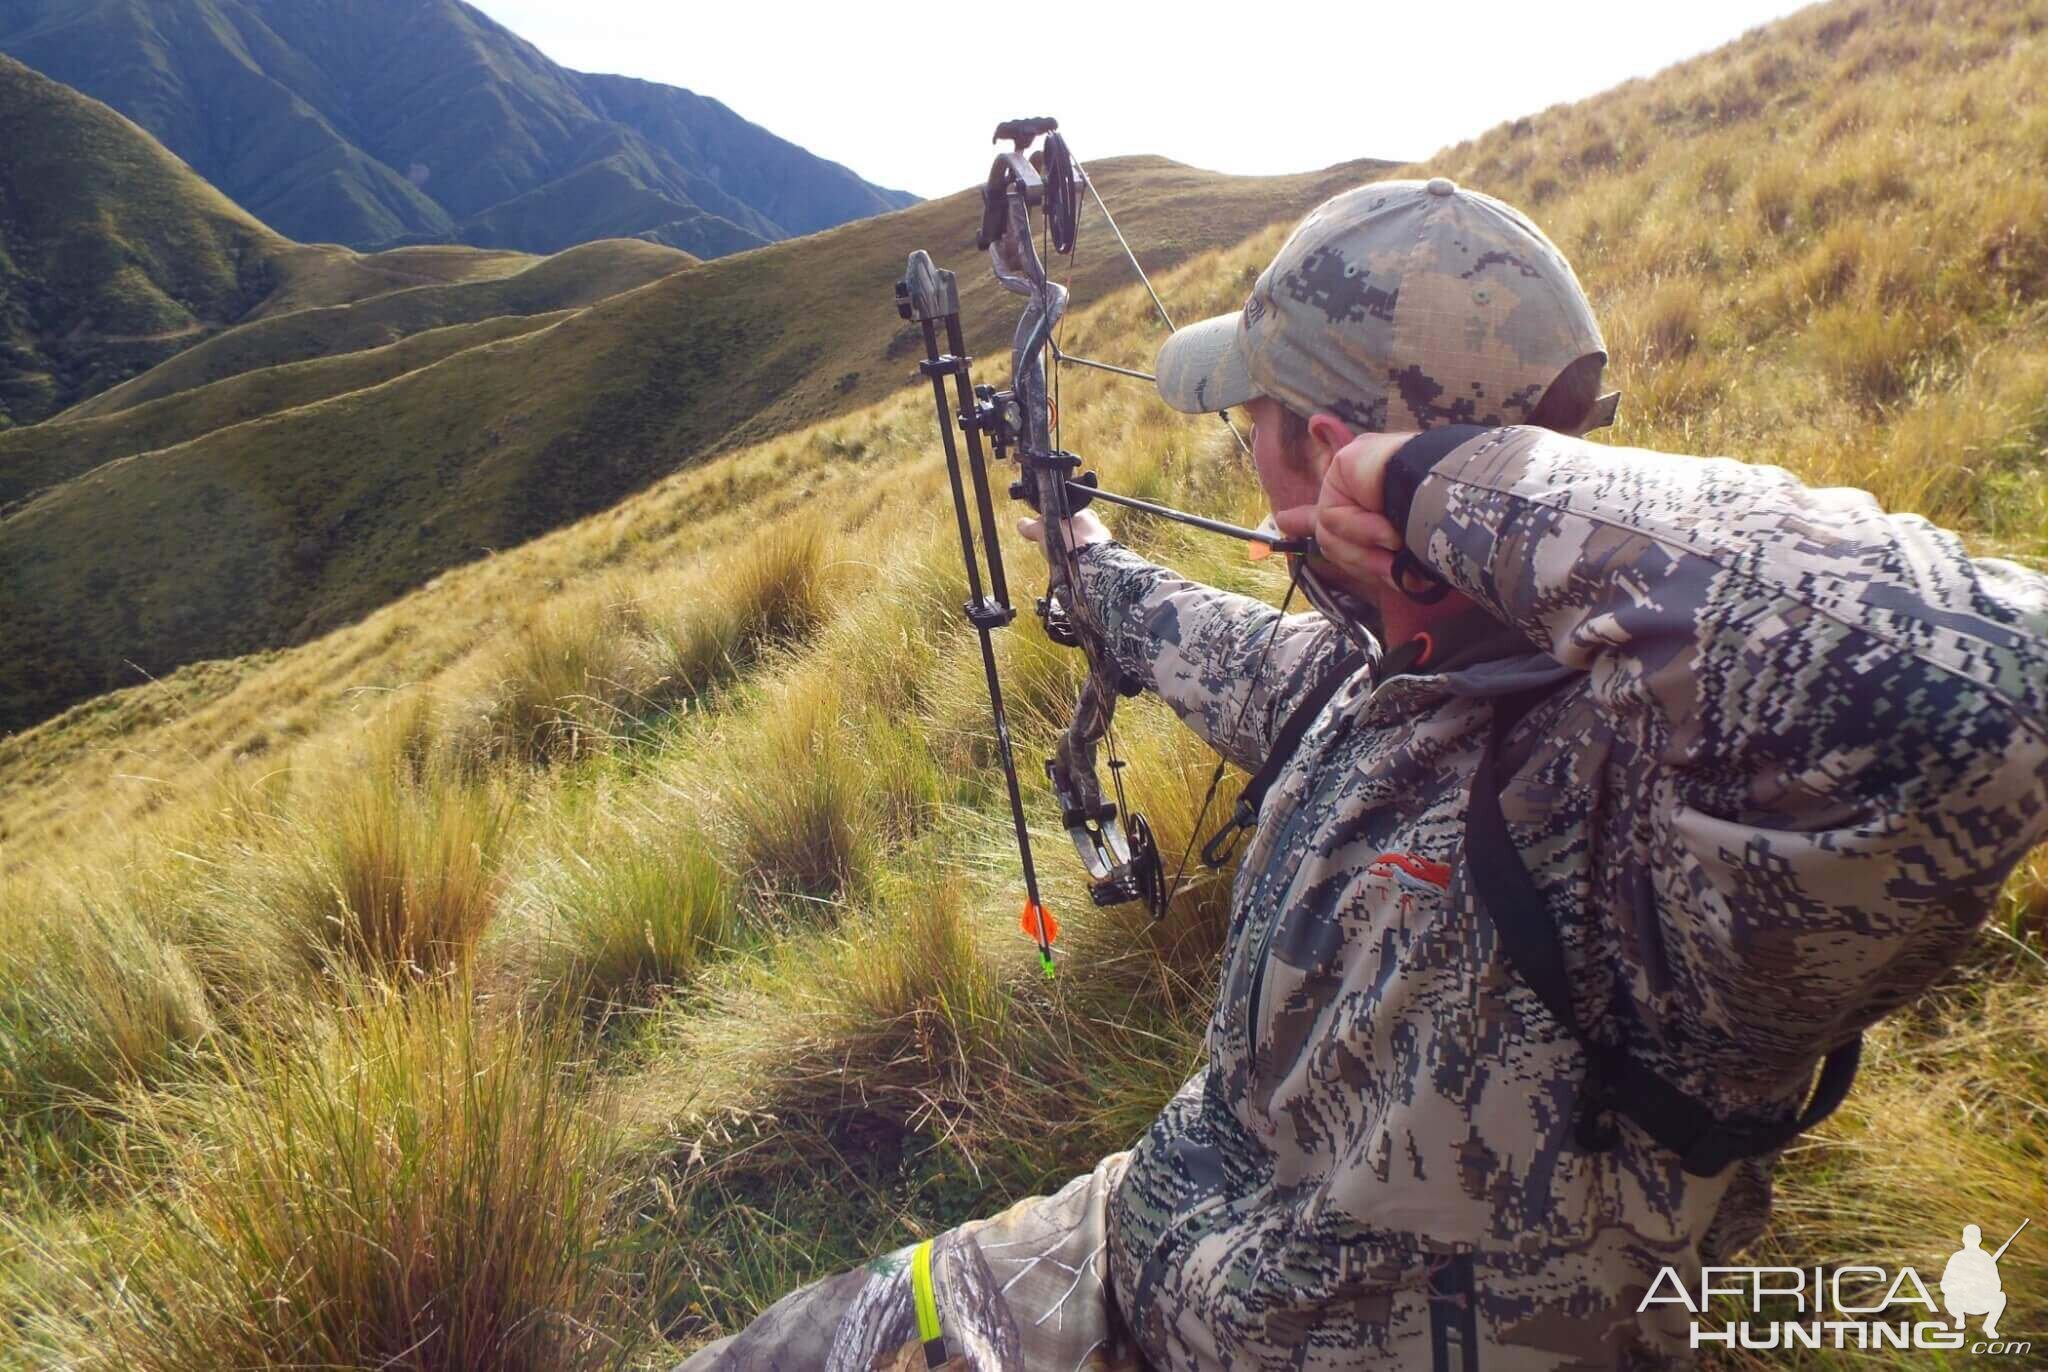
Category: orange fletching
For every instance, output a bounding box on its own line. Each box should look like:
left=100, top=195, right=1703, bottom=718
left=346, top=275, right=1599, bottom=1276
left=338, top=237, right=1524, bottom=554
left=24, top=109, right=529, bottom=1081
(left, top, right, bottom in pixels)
left=1021, top=900, right=1060, bottom=946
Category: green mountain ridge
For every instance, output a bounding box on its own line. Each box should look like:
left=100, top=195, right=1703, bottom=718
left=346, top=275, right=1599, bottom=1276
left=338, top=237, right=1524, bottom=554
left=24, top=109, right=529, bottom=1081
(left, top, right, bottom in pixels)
left=0, top=52, right=288, bottom=426
left=52, top=236, right=693, bottom=423
left=0, top=311, right=573, bottom=510
left=0, top=51, right=664, bottom=428
left=0, top=0, right=917, bottom=257
left=0, top=153, right=1391, bottom=732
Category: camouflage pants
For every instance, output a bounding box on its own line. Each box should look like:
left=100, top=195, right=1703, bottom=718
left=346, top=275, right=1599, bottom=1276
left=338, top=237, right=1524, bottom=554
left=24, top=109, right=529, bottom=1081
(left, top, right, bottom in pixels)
left=675, top=1153, right=1142, bottom=1371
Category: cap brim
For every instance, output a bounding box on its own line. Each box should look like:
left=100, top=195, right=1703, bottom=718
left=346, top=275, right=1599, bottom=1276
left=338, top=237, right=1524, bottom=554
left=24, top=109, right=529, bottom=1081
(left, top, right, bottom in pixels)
left=1154, top=311, right=1258, bottom=415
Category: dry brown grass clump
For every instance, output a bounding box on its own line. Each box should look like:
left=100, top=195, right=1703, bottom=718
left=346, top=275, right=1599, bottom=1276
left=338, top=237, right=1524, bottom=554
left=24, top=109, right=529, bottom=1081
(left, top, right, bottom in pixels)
left=6, top=982, right=655, bottom=1372
left=0, top=883, right=213, bottom=1161
left=450, top=518, right=838, bottom=766
left=281, top=766, right=512, bottom=976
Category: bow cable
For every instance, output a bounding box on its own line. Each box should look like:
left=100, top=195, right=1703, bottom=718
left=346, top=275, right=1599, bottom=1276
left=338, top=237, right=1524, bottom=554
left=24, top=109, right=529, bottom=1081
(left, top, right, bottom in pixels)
left=1047, top=148, right=1161, bottom=926
left=1068, top=156, right=1251, bottom=458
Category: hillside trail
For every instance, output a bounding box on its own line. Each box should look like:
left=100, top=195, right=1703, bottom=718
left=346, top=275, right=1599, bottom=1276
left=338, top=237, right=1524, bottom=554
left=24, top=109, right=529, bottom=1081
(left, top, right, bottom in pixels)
left=55, top=320, right=210, bottom=345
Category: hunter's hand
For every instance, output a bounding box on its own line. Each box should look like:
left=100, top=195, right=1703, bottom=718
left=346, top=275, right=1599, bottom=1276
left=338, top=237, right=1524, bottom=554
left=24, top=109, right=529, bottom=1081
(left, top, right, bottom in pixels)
left=1273, top=432, right=1416, bottom=589
left=1015, top=508, right=1113, bottom=551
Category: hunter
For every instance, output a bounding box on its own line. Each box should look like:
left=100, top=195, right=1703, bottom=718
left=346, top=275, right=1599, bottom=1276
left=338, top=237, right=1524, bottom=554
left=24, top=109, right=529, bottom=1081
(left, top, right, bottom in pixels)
left=679, top=179, right=2048, bottom=1369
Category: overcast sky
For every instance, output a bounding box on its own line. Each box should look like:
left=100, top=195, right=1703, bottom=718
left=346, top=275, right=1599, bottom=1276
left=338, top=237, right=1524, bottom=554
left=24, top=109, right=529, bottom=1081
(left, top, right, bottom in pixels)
left=467, top=0, right=1818, bottom=200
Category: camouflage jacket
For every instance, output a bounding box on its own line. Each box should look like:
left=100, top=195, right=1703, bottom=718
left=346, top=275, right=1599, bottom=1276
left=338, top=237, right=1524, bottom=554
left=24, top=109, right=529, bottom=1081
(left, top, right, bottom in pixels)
left=1080, top=425, right=2048, bottom=1369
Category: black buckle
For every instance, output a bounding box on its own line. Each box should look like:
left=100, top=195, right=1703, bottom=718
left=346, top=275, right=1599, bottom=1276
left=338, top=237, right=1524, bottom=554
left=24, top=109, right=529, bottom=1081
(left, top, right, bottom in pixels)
left=1199, top=798, right=1257, bottom=869
left=1572, top=1068, right=1623, bottom=1154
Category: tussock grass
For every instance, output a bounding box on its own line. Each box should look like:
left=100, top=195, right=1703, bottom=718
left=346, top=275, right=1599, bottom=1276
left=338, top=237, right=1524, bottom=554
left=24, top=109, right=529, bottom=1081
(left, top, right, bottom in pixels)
left=464, top=589, right=656, bottom=766
left=645, top=518, right=838, bottom=698
left=1630, top=279, right=1705, bottom=363
left=268, top=741, right=512, bottom=977
left=712, top=678, right=894, bottom=910
left=7, top=982, right=653, bottom=1372
left=454, top=518, right=837, bottom=765
left=677, top=885, right=1006, bottom=1150
left=504, top=807, right=736, bottom=1013
left=0, top=882, right=212, bottom=1166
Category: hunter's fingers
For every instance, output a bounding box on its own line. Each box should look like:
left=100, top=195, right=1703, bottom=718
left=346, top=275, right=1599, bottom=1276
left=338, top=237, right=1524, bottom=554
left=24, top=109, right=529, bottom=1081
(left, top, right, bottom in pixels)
left=1015, top=515, right=1046, bottom=547
left=1276, top=499, right=1401, bottom=589
left=1342, top=545, right=1400, bottom=582
left=1319, top=506, right=1403, bottom=555
left=1314, top=511, right=1403, bottom=587
left=1272, top=505, right=1317, bottom=538
left=1322, top=431, right=1413, bottom=519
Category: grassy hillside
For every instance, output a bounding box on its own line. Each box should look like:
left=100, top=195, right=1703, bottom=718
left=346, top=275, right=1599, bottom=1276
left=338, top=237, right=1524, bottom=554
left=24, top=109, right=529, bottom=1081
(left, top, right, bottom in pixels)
left=0, top=0, right=914, bottom=255
left=250, top=243, right=536, bottom=318
left=0, top=0, right=2043, bottom=1369
left=0, top=48, right=634, bottom=435
left=0, top=156, right=1386, bottom=733
left=52, top=237, right=694, bottom=423
left=0, top=312, right=574, bottom=510
left=0, top=54, right=289, bottom=427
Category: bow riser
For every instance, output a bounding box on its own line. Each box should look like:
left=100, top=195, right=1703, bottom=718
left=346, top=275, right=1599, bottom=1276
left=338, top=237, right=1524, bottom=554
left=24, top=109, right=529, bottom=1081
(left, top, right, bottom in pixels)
left=985, top=159, right=1163, bottom=915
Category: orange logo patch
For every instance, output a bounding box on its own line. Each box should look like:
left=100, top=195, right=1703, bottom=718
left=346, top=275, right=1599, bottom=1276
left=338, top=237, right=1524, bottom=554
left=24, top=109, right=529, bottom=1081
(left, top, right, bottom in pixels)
left=1368, top=852, right=1452, bottom=889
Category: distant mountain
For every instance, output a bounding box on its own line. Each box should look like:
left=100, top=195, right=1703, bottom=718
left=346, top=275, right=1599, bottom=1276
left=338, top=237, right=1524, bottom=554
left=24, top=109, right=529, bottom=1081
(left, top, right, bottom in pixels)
left=0, top=0, right=918, bottom=259
left=0, top=52, right=289, bottom=427
left=0, top=51, right=692, bottom=429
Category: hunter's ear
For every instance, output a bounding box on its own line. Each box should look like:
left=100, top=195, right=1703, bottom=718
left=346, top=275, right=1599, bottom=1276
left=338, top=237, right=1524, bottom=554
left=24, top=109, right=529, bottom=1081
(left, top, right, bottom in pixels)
left=1305, top=411, right=1357, bottom=473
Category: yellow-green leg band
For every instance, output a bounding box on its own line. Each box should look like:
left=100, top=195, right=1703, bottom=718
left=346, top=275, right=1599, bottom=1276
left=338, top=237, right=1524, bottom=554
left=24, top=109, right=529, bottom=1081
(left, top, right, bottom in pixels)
left=911, top=1238, right=946, bottom=1367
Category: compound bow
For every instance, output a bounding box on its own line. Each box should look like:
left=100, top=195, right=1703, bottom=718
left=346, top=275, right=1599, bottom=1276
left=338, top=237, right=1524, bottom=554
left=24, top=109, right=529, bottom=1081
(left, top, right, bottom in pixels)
left=896, top=118, right=1318, bottom=977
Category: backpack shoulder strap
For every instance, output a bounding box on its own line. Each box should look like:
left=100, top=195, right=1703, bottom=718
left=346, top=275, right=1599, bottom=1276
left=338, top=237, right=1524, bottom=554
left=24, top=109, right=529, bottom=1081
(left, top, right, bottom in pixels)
left=1199, top=648, right=1370, bottom=868
left=1464, top=685, right=1862, bottom=1177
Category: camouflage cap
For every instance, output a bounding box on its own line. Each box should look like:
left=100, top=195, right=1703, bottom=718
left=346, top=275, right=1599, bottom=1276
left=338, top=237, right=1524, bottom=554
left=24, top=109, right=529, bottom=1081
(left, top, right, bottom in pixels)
left=1155, top=178, right=1611, bottom=433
